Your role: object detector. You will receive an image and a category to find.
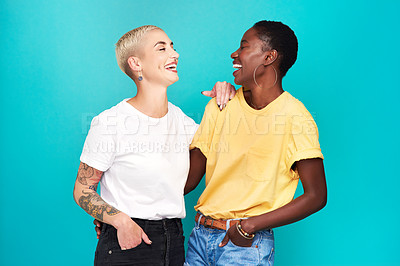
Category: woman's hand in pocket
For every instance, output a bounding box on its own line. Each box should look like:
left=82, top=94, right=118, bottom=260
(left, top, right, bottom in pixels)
left=219, top=222, right=253, bottom=248
left=114, top=214, right=152, bottom=250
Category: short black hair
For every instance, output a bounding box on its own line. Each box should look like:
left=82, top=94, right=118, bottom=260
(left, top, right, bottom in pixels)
left=253, top=21, right=298, bottom=77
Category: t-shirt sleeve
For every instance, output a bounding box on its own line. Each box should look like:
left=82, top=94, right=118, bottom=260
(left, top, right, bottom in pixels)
left=80, top=115, right=116, bottom=172
left=189, top=99, right=219, bottom=158
left=183, top=115, right=199, bottom=145
left=287, top=112, right=324, bottom=169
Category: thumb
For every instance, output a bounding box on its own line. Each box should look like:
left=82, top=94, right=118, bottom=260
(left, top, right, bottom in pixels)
left=142, top=231, right=152, bottom=245
left=219, top=233, right=229, bottom=247
left=201, top=90, right=216, bottom=98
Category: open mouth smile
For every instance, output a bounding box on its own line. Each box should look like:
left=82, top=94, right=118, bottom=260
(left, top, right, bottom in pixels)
left=165, top=62, right=178, bottom=73
left=233, top=63, right=242, bottom=76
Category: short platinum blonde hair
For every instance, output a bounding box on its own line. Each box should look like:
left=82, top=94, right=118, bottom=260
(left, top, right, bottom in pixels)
left=115, top=25, right=162, bottom=77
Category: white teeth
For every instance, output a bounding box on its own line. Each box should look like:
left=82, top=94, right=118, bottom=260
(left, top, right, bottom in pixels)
left=165, top=64, right=177, bottom=69
left=233, top=64, right=242, bottom=69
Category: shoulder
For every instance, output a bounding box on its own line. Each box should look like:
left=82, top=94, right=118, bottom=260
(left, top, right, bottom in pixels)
left=90, top=100, right=126, bottom=128
left=283, top=92, right=320, bottom=136
left=283, top=92, right=315, bottom=120
left=168, top=102, right=198, bottom=125
left=168, top=102, right=188, bottom=119
left=167, top=101, right=184, bottom=115
left=204, top=98, right=220, bottom=114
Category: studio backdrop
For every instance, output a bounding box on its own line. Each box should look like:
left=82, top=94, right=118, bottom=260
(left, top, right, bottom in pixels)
left=0, top=0, right=399, bottom=265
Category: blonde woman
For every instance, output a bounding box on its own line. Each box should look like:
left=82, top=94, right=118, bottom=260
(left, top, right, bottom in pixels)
left=73, top=25, right=234, bottom=265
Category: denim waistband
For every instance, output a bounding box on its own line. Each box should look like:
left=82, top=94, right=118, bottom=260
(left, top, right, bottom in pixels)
left=102, top=217, right=182, bottom=234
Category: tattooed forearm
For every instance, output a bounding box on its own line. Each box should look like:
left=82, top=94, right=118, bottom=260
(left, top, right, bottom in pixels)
left=77, top=163, right=102, bottom=186
left=74, top=163, right=114, bottom=221
left=78, top=190, right=120, bottom=221
left=88, top=185, right=98, bottom=190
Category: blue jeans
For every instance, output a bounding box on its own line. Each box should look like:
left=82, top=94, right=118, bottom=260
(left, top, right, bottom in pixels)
left=185, top=217, right=274, bottom=265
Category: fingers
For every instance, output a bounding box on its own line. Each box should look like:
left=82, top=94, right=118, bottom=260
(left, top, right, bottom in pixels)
left=229, top=84, right=236, bottom=100
left=203, top=81, right=235, bottom=111
left=119, top=239, right=141, bottom=250
left=219, top=232, right=230, bottom=247
left=120, top=231, right=152, bottom=250
left=95, top=226, right=101, bottom=239
left=220, top=83, right=228, bottom=110
left=93, top=219, right=102, bottom=239
left=215, top=83, right=222, bottom=109
left=201, top=90, right=215, bottom=98
left=116, top=221, right=151, bottom=251
left=216, top=81, right=234, bottom=110
left=141, top=231, right=152, bottom=245
left=93, top=219, right=101, bottom=227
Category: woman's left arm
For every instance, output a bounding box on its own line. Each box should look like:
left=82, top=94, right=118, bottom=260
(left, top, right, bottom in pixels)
left=220, top=158, right=327, bottom=247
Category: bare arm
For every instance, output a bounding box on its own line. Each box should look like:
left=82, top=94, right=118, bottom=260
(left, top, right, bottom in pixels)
left=242, top=158, right=327, bottom=232
left=220, top=158, right=327, bottom=247
left=184, top=82, right=235, bottom=192
left=73, top=162, right=120, bottom=221
left=184, top=148, right=207, bottom=195
left=73, top=162, right=151, bottom=249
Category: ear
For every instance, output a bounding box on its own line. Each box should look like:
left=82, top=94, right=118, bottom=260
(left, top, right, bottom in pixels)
left=263, top=49, right=278, bottom=66
left=127, top=56, right=142, bottom=72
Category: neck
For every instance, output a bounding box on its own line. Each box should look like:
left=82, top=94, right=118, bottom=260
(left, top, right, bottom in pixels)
left=247, top=83, right=284, bottom=109
left=244, top=66, right=284, bottom=109
left=128, top=81, right=169, bottom=118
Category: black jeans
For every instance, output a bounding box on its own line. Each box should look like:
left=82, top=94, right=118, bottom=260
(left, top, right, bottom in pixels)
left=94, top=218, right=185, bottom=266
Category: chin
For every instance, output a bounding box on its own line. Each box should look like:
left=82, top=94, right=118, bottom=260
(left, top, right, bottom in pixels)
left=171, top=76, right=179, bottom=83
left=166, top=76, right=179, bottom=86
left=233, top=77, right=243, bottom=86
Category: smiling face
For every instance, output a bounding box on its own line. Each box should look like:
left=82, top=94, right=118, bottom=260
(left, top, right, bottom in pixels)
left=138, top=29, right=179, bottom=86
left=231, top=27, right=268, bottom=87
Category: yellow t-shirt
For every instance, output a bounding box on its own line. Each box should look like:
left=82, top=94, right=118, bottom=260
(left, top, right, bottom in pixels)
left=190, top=87, right=323, bottom=219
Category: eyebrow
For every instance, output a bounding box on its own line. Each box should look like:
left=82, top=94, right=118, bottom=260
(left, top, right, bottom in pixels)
left=241, top=40, right=248, bottom=44
left=154, top=41, right=174, bottom=47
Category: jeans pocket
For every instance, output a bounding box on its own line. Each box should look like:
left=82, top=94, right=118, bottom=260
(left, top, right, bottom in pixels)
left=257, top=233, right=275, bottom=265
left=222, top=239, right=260, bottom=265
left=228, top=239, right=254, bottom=249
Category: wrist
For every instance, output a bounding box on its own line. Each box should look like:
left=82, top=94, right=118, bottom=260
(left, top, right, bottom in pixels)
left=111, top=213, right=131, bottom=230
left=240, top=219, right=256, bottom=235
left=236, top=219, right=255, bottom=239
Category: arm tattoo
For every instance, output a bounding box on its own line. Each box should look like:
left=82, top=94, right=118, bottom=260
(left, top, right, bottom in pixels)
left=76, top=163, right=118, bottom=221
left=77, top=163, right=102, bottom=185
left=78, top=190, right=120, bottom=221
left=88, top=185, right=98, bottom=190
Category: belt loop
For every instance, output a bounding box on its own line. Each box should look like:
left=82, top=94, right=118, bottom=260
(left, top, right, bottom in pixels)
left=162, top=219, right=167, bottom=232
left=196, top=213, right=203, bottom=229
left=226, top=219, right=230, bottom=231
left=176, top=219, right=183, bottom=234
left=144, top=219, right=149, bottom=233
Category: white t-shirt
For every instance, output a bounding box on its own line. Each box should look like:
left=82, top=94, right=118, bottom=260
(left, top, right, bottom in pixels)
left=80, top=99, right=198, bottom=220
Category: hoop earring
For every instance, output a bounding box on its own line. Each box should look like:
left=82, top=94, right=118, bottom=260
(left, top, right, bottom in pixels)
left=253, top=64, right=277, bottom=90
left=138, top=70, right=143, bottom=81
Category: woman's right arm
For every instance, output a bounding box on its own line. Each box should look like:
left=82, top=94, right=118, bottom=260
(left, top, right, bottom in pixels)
left=73, top=162, right=151, bottom=249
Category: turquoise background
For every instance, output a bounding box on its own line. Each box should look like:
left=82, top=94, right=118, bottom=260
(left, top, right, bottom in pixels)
left=1, top=0, right=399, bottom=265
